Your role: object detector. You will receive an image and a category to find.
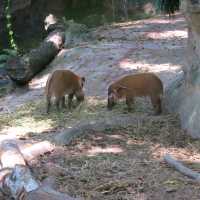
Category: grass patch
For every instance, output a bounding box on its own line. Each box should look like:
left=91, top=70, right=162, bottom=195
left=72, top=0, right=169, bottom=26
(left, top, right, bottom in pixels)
left=1, top=95, right=200, bottom=199
left=0, top=96, right=164, bottom=140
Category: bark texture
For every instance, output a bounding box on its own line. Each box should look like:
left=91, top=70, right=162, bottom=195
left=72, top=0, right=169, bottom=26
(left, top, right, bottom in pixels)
left=6, top=27, right=65, bottom=85
left=164, top=154, right=200, bottom=182
left=0, top=140, right=79, bottom=200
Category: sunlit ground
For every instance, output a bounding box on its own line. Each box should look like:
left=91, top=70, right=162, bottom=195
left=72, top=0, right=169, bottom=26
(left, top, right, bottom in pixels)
left=0, top=96, right=154, bottom=139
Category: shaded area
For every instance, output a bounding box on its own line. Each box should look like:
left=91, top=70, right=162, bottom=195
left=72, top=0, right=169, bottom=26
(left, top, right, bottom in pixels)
left=32, top=114, right=200, bottom=200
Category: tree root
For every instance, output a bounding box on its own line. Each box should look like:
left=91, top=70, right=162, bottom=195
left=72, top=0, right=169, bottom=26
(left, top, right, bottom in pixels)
left=164, top=154, right=200, bottom=182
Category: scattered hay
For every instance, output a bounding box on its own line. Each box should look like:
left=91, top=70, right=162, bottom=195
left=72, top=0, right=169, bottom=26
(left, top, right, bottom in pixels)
left=32, top=113, right=200, bottom=200
left=1, top=95, right=200, bottom=199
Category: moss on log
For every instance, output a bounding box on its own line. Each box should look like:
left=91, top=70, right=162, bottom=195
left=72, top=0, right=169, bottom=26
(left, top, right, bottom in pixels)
left=6, top=27, right=65, bottom=85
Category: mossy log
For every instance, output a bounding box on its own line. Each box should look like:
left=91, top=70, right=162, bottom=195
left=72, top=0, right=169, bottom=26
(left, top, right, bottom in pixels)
left=6, top=26, right=65, bottom=85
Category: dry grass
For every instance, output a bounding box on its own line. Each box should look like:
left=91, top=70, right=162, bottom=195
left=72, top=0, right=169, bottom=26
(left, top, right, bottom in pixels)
left=31, top=109, right=200, bottom=200
left=0, top=96, right=154, bottom=139
left=1, top=96, right=200, bottom=199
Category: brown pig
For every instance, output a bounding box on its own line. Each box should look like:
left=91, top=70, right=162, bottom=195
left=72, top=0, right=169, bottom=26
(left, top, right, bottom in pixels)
left=107, top=73, right=163, bottom=114
left=45, top=69, right=85, bottom=113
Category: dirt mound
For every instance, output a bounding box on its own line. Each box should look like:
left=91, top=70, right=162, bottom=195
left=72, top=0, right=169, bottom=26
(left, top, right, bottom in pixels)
left=0, top=14, right=186, bottom=113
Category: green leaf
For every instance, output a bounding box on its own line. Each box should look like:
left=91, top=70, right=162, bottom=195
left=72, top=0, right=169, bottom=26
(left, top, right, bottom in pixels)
left=9, top=30, right=13, bottom=35
left=6, top=24, right=11, bottom=28
left=6, top=14, right=11, bottom=19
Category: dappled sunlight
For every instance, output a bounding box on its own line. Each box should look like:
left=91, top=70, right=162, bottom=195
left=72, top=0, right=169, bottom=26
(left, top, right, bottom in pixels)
left=150, top=143, right=200, bottom=164
left=119, top=58, right=182, bottom=73
left=107, top=134, right=124, bottom=140
left=0, top=107, right=55, bottom=138
left=33, top=111, right=200, bottom=199
left=113, top=14, right=185, bottom=28
left=21, top=141, right=54, bottom=161
left=87, top=145, right=124, bottom=156
left=126, top=138, right=145, bottom=145
left=29, top=73, right=49, bottom=89
left=0, top=116, right=54, bottom=137
left=146, top=30, right=187, bottom=40
left=0, top=14, right=187, bottom=115
left=1, top=151, right=26, bottom=168
left=120, top=23, right=146, bottom=30
left=142, top=16, right=185, bottom=25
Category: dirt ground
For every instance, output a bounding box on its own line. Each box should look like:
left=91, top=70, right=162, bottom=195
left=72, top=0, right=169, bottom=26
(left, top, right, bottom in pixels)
left=0, top=13, right=200, bottom=200
left=0, top=13, right=186, bottom=112
left=31, top=114, right=200, bottom=200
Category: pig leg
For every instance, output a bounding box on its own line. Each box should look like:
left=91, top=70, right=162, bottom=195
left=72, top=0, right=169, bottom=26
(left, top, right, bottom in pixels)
left=150, top=95, right=162, bottom=115
left=61, top=96, right=66, bottom=108
left=55, top=97, right=61, bottom=111
left=156, top=97, right=162, bottom=114
left=68, top=93, right=74, bottom=110
left=126, top=96, right=134, bottom=112
left=46, top=96, right=51, bottom=113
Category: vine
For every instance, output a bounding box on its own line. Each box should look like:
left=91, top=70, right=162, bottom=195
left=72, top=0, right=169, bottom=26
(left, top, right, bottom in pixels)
left=5, top=0, right=18, bottom=51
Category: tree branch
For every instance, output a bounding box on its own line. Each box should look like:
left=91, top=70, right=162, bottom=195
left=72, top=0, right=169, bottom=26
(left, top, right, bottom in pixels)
left=164, top=154, right=200, bottom=182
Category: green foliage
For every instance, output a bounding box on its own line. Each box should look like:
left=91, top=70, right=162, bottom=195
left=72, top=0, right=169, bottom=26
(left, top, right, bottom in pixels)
left=1, top=48, right=18, bottom=57
left=5, top=0, right=18, bottom=51
left=1, top=0, right=19, bottom=69
left=0, top=54, right=10, bottom=63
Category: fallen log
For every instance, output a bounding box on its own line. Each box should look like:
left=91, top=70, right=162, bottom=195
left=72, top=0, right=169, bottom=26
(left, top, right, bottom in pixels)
left=21, top=141, right=54, bottom=162
left=164, top=154, right=200, bottom=182
left=6, top=18, right=90, bottom=86
left=0, top=140, right=79, bottom=200
left=6, top=24, right=65, bottom=85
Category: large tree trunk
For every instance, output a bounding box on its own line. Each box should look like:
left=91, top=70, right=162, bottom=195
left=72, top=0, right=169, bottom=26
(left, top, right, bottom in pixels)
left=0, top=140, right=79, bottom=200
left=6, top=24, right=65, bottom=85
